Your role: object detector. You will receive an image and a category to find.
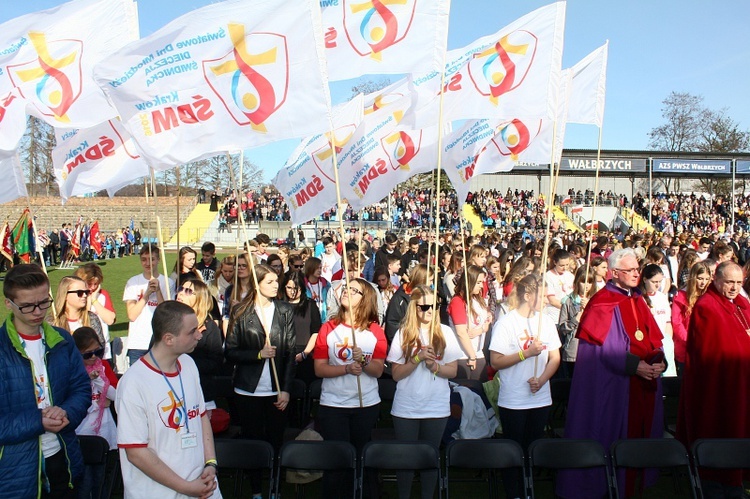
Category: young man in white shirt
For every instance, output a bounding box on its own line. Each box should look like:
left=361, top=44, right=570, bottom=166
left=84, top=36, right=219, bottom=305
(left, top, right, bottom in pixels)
left=116, top=301, right=220, bottom=499
left=319, top=236, right=341, bottom=283
left=543, top=249, right=574, bottom=323
left=123, top=245, right=174, bottom=368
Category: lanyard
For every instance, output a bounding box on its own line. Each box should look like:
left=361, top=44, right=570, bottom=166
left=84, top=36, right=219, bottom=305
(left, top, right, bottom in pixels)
left=149, top=351, right=189, bottom=433
left=629, top=297, right=644, bottom=341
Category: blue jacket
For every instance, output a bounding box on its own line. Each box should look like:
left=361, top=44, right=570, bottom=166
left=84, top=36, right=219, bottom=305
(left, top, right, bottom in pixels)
left=0, top=317, right=91, bottom=498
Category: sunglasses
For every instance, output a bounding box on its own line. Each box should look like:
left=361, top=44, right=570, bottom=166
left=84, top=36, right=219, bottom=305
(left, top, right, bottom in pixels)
left=81, top=347, right=105, bottom=360
left=177, top=286, right=195, bottom=296
left=292, top=264, right=303, bottom=269
left=417, top=304, right=435, bottom=312
left=67, top=289, right=91, bottom=298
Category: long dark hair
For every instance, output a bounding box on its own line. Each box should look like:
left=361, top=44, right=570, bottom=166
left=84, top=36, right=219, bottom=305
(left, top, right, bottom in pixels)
left=282, top=270, right=310, bottom=316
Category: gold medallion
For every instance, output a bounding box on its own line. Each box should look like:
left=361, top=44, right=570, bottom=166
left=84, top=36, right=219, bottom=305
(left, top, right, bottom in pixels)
left=635, top=329, right=644, bottom=341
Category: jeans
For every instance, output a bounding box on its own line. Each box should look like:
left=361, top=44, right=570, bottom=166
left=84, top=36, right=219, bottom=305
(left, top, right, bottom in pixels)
left=127, top=349, right=148, bottom=368
left=392, top=417, right=447, bottom=499
left=77, top=463, right=105, bottom=499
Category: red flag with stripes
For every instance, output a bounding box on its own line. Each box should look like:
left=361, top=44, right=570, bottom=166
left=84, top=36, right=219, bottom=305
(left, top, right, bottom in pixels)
left=90, top=221, right=102, bottom=255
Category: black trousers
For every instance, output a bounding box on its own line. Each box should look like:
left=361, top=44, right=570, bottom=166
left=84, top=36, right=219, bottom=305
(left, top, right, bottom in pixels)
left=498, top=405, right=550, bottom=499
left=41, top=449, right=76, bottom=499
left=318, top=404, right=380, bottom=499
left=236, top=394, right=288, bottom=495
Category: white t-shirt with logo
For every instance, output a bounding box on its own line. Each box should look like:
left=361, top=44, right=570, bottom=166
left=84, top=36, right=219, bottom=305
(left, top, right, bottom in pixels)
left=76, top=375, right=117, bottom=449
left=20, top=331, right=61, bottom=458
left=544, top=269, right=574, bottom=323
left=313, top=321, right=387, bottom=408
left=320, top=252, right=340, bottom=283
left=489, top=310, right=561, bottom=410
left=387, top=325, right=462, bottom=419
left=122, top=274, right=174, bottom=351
left=116, top=355, right=220, bottom=499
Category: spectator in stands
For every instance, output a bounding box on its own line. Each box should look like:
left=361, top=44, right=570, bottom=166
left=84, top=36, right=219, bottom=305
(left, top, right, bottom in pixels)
left=388, top=285, right=461, bottom=499
left=225, top=264, right=296, bottom=499
left=197, top=242, right=218, bottom=283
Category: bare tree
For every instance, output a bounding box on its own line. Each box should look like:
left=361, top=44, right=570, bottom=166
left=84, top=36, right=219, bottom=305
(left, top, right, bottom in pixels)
left=19, top=116, right=56, bottom=196
left=648, top=92, right=704, bottom=152
left=697, top=108, right=750, bottom=153
left=349, top=77, right=391, bottom=99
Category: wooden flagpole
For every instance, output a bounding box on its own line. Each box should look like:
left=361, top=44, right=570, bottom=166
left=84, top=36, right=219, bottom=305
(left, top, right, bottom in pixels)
left=150, top=167, right=170, bottom=298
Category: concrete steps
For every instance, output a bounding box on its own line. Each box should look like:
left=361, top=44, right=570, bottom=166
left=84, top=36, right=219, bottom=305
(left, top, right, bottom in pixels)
left=167, top=203, right=217, bottom=247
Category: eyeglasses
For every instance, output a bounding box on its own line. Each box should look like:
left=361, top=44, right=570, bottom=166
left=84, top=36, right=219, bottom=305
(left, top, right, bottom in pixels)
left=177, top=286, right=195, bottom=296
left=270, top=264, right=283, bottom=269
left=67, top=289, right=91, bottom=298
left=342, top=286, right=363, bottom=296
left=615, top=267, right=641, bottom=275
left=237, top=264, right=248, bottom=269
left=9, top=298, right=53, bottom=314
left=417, top=304, right=434, bottom=312
left=81, top=347, right=105, bottom=360
left=292, top=264, right=303, bottom=269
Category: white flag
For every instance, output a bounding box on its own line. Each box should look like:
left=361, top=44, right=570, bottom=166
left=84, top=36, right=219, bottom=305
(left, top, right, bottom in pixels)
left=52, top=119, right=150, bottom=201
left=338, top=109, right=441, bottom=211
left=0, top=0, right=138, bottom=128
left=0, top=155, right=29, bottom=204
left=567, top=41, right=608, bottom=127
left=410, top=2, right=565, bottom=125
left=321, top=0, right=450, bottom=80
left=0, top=88, right=27, bottom=159
left=273, top=95, right=364, bottom=225
left=94, top=0, right=332, bottom=169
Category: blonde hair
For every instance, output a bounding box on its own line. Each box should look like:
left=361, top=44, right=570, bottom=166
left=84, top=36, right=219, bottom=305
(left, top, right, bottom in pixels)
left=184, top=278, right=212, bottom=328
left=685, top=261, right=710, bottom=313
left=54, top=276, right=92, bottom=331
left=507, top=273, right=542, bottom=311
left=399, top=286, right=446, bottom=359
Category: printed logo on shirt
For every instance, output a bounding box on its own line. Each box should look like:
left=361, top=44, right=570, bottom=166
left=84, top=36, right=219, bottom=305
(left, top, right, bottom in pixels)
left=34, top=374, right=47, bottom=405
left=336, top=337, right=353, bottom=361
left=158, top=392, right=199, bottom=432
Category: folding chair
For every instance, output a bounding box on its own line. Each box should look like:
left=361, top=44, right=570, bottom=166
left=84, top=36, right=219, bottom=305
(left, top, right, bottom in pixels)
left=691, top=439, right=750, bottom=499
left=214, top=438, right=274, bottom=498
left=444, top=438, right=525, bottom=499
left=287, top=378, right=308, bottom=429
left=276, top=440, right=357, bottom=498
left=361, top=440, right=441, bottom=499
left=78, top=435, right=110, bottom=499
left=610, top=438, right=697, bottom=499
left=528, top=438, right=612, bottom=499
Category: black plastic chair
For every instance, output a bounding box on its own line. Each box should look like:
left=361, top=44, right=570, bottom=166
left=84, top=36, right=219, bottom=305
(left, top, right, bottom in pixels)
left=528, top=438, right=612, bottom=499
left=361, top=440, right=441, bottom=499
left=610, top=438, right=697, bottom=499
left=306, top=378, right=323, bottom=418
left=287, top=378, right=308, bottom=428
left=78, top=435, right=110, bottom=498
left=444, top=438, right=525, bottom=499
left=276, top=440, right=357, bottom=498
left=691, top=439, right=750, bottom=499
left=215, top=438, right=274, bottom=498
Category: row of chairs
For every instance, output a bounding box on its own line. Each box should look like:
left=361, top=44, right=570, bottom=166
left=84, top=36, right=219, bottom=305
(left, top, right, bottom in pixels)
left=214, top=437, right=750, bottom=499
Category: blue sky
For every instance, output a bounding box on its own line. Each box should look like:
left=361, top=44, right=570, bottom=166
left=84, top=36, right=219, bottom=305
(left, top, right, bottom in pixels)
left=4, top=0, right=750, bottom=181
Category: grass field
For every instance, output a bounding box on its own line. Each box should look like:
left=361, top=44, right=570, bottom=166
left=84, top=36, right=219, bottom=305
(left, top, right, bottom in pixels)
left=0, top=252, right=235, bottom=336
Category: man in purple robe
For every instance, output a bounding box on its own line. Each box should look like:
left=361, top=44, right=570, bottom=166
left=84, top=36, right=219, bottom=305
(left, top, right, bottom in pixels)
left=557, top=248, right=666, bottom=498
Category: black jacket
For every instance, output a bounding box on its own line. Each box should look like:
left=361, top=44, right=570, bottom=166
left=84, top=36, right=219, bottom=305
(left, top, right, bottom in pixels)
left=384, top=285, right=411, bottom=344
left=225, top=300, right=296, bottom=394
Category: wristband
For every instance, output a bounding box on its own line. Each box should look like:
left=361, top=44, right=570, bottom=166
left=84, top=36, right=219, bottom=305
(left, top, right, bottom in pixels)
left=204, top=459, right=218, bottom=470
left=413, top=354, right=421, bottom=364
left=518, top=350, right=525, bottom=361
left=433, top=364, right=440, bottom=379
left=257, top=351, right=263, bottom=360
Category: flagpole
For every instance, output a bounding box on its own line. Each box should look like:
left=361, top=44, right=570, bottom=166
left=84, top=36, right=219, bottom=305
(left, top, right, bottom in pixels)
left=24, top=201, right=57, bottom=316
left=176, top=166, right=181, bottom=251
left=329, top=117, right=363, bottom=408
left=430, top=47, right=450, bottom=347
left=583, top=126, right=604, bottom=286
left=534, top=120, right=562, bottom=380
left=150, top=167, right=170, bottom=296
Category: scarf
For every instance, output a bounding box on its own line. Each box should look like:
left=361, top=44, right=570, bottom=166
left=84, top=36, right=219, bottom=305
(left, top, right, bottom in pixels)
left=85, top=358, right=111, bottom=434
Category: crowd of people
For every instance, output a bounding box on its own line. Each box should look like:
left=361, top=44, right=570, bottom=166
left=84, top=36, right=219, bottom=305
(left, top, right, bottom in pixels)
left=3, top=185, right=750, bottom=498
left=35, top=223, right=142, bottom=266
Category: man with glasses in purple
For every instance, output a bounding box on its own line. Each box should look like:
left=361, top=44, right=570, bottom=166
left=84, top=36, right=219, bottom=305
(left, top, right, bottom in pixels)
left=557, top=248, right=667, bottom=499
left=0, top=264, right=90, bottom=498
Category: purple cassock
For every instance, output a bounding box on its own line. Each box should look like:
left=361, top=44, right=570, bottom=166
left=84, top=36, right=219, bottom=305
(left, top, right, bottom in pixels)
left=556, top=283, right=664, bottom=499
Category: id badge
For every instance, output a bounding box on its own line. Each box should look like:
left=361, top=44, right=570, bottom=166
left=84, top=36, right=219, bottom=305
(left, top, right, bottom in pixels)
left=181, top=432, right=198, bottom=449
